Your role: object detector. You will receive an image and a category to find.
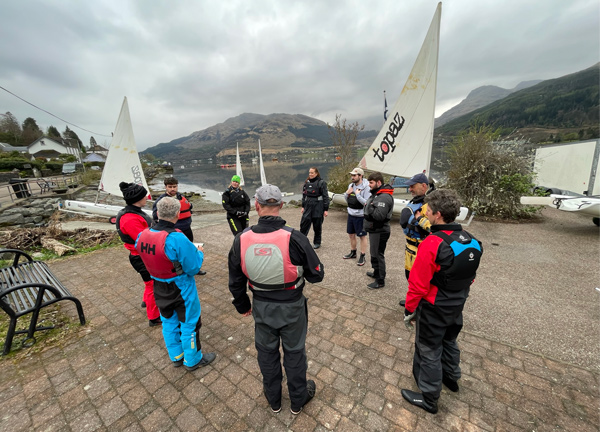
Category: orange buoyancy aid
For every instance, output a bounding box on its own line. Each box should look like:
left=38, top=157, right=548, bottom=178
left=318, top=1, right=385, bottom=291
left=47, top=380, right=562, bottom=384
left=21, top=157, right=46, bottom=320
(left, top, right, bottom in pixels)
left=239, top=226, right=304, bottom=291
left=178, top=195, right=192, bottom=220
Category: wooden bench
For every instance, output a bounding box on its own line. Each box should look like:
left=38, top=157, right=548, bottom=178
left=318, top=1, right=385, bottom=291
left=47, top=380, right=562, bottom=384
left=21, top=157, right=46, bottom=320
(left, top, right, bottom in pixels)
left=0, top=249, right=86, bottom=355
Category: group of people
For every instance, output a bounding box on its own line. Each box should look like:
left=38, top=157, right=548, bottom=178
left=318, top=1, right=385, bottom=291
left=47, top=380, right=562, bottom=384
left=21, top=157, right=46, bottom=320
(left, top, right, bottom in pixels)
left=115, top=166, right=482, bottom=415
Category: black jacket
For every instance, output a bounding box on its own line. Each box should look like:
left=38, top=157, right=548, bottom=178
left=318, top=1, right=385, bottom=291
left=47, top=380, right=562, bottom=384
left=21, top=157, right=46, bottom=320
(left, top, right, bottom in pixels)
left=222, top=186, right=250, bottom=217
left=301, top=176, right=329, bottom=219
left=363, top=184, right=395, bottom=233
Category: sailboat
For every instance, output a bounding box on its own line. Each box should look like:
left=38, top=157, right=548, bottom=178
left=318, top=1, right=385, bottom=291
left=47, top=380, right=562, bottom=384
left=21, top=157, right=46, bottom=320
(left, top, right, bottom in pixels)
left=60, top=97, right=153, bottom=220
left=329, top=3, right=468, bottom=221
left=235, top=142, right=245, bottom=186
left=258, top=139, right=267, bottom=186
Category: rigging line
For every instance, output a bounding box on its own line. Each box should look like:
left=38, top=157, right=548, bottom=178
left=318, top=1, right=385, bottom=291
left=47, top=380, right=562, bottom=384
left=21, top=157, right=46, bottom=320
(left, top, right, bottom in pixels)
left=0, top=85, right=112, bottom=138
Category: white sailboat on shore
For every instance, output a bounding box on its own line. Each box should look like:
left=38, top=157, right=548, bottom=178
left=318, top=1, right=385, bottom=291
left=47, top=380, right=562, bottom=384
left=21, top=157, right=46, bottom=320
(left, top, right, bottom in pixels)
left=235, top=143, right=245, bottom=186
left=61, top=97, right=153, bottom=220
left=329, top=2, right=468, bottom=221
left=258, top=139, right=267, bottom=186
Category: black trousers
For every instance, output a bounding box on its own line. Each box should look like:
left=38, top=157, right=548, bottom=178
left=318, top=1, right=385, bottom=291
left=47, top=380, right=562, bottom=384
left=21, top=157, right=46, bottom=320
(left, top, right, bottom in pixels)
left=253, top=297, right=310, bottom=411
left=128, top=253, right=152, bottom=282
left=300, top=215, right=323, bottom=245
left=368, top=231, right=390, bottom=284
left=413, top=301, right=463, bottom=401
left=227, top=215, right=248, bottom=236
left=180, top=226, right=193, bottom=242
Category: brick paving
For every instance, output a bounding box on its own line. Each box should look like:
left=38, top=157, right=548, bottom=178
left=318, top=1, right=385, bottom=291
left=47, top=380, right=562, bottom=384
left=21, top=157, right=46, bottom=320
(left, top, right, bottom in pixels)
left=1, top=231, right=599, bottom=431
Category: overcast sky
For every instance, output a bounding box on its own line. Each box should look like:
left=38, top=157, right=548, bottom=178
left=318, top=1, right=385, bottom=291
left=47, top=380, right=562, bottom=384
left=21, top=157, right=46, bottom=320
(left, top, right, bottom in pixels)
left=1, top=0, right=598, bottom=151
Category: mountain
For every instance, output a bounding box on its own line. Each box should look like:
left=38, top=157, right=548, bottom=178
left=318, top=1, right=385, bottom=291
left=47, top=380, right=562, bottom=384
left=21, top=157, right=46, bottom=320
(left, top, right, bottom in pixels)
left=143, top=113, right=377, bottom=162
left=435, top=63, right=600, bottom=142
left=435, top=80, right=542, bottom=128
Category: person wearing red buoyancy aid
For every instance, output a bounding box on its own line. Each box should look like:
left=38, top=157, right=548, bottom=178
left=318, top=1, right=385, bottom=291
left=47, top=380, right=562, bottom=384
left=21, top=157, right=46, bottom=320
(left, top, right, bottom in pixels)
left=401, top=189, right=482, bottom=414
left=115, top=181, right=161, bottom=327
left=152, top=177, right=206, bottom=276
left=228, top=184, right=324, bottom=415
left=135, top=196, right=216, bottom=371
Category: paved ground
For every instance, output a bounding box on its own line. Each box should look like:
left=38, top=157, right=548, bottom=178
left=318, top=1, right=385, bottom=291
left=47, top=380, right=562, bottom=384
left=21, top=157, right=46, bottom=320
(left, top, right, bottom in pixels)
left=1, top=206, right=598, bottom=431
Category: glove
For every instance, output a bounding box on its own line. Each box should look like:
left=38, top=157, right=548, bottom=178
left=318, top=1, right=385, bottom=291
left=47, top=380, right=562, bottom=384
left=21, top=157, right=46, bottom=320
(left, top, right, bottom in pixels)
left=404, top=309, right=416, bottom=330
left=416, top=216, right=431, bottom=233
left=236, top=211, right=245, bottom=217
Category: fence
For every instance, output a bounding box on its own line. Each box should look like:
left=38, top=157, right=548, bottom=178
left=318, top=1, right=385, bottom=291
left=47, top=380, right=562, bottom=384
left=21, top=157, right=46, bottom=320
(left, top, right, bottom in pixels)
left=0, top=174, right=83, bottom=208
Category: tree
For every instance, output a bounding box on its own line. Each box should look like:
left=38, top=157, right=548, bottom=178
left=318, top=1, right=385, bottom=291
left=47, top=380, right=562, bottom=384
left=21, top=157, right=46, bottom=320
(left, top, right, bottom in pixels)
left=89, top=136, right=97, bottom=149
left=47, top=125, right=61, bottom=139
left=62, top=126, right=83, bottom=151
left=21, top=117, right=43, bottom=145
left=446, top=123, right=538, bottom=219
left=327, top=114, right=364, bottom=167
left=0, top=112, right=22, bottom=145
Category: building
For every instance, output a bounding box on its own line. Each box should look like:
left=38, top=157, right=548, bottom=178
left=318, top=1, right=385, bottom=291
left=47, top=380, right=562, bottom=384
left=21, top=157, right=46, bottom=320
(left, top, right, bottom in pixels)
left=28, top=136, right=82, bottom=162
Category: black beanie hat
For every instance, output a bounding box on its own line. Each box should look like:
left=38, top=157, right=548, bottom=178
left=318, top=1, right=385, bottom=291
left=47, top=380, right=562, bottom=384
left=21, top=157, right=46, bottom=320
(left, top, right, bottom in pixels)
left=119, top=182, right=148, bottom=205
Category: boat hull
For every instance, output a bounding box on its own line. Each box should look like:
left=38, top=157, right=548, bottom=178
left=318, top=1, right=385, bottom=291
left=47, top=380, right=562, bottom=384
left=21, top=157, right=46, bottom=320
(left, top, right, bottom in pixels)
left=61, top=200, right=152, bottom=218
left=329, top=193, right=469, bottom=222
left=520, top=195, right=600, bottom=217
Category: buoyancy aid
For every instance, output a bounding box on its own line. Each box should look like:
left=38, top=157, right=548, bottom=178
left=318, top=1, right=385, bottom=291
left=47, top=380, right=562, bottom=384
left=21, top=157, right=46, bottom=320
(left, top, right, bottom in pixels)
left=135, top=228, right=182, bottom=279
left=347, top=192, right=363, bottom=209
left=116, top=206, right=153, bottom=244
left=178, top=194, right=192, bottom=220
left=239, top=226, right=304, bottom=291
left=430, top=230, right=482, bottom=292
left=303, top=178, right=325, bottom=200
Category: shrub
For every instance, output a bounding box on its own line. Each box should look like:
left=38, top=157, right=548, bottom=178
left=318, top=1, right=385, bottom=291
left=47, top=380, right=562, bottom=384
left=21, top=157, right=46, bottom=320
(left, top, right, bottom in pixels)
left=326, top=162, right=357, bottom=194
left=446, top=124, right=540, bottom=219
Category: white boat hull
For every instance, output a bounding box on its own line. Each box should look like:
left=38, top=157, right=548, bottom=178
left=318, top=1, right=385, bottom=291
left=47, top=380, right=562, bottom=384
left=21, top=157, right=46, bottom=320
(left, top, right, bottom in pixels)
left=329, top=192, right=469, bottom=222
left=61, top=200, right=152, bottom=218
left=520, top=195, right=600, bottom=217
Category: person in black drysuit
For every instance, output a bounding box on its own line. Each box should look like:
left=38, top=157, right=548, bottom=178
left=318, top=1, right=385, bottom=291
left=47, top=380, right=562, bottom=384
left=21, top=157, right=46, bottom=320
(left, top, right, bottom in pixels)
left=300, top=167, right=329, bottom=249
left=228, top=184, right=324, bottom=415
left=222, top=175, right=251, bottom=236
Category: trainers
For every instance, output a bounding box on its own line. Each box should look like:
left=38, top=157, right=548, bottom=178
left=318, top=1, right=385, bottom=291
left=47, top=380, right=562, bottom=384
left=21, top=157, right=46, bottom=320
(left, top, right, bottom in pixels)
left=343, top=250, right=357, bottom=259
left=399, top=299, right=406, bottom=307
left=291, top=380, right=316, bottom=415
left=313, top=244, right=321, bottom=249
left=367, top=281, right=385, bottom=289
left=357, top=254, right=366, bottom=266
left=149, top=317, right=162, bottom=327
left=401, top=389, right=438, bottom=414
left=366, top=271, right=377, bottom=278
left=141, top=301, right=146, bottom=308
left=173, top=358, right=184, bottom=368
left=442, top=375, right=459, bottom=392
left=263, top=389, right=281, bottom=413
left=184, top=352, right=216, bottom=371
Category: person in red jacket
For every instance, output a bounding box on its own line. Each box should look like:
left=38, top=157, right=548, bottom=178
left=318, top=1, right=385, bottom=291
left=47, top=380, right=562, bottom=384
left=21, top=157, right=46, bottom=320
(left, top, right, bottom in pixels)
left=401, top=189, right=482, bottom=414
left=115, top=181, right=161, bottom=327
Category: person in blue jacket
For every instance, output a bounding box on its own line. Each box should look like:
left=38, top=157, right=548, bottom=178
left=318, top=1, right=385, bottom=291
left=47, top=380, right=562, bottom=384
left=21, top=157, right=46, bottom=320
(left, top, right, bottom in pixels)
left=135, top=196, right=216, bottom=370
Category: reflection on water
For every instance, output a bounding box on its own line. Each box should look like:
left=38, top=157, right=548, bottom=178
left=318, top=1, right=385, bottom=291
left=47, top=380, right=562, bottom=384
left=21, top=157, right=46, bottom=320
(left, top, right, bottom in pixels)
left=166, top=159, right=339, bottom=204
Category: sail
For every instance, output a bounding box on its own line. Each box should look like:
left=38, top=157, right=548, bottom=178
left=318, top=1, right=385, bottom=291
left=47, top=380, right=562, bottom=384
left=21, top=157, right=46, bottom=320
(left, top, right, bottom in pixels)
left=258, top=139, right=267, bottom=186
left=359, top=2, right=441, bottom=179
left=99, top=97, right=151, bottom=199
left=235, top=143, right=245, bottom=186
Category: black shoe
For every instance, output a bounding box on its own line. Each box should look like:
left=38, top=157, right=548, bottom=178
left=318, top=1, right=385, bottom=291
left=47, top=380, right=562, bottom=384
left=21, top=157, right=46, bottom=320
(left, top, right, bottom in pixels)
left=401, top=389, right=438, bottom=414
left=149, top=318, right=162, bottom=327
left=197, top=270, right=207, bottom=276
left=357, top=254, right=366, bottom=266
left=184, top=352, right=216, bottom=371
left=263, top=389, right=281, bottom=413
left=343, top=250, right=357, bottom=259
left=367, top=281, right=385, bottom=289
left=291, top=379, right=316, bottom=415
left=442, top=376, right=459, bottom=392
left=399, top=299, right=406, bottom=307
left=141, top=301, right=146, bottom=308
left=366, top=271, right=376, bottom=278
left=313, top=244, right=321, bottom=249
left=173, top=358, right=184, bottom=368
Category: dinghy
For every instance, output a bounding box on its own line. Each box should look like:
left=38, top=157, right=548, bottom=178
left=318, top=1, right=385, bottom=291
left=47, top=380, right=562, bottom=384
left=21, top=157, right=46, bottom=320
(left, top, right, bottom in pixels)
left=61, top=97, right=152, bottom=221
left=329, top=2, right=469, bottom=221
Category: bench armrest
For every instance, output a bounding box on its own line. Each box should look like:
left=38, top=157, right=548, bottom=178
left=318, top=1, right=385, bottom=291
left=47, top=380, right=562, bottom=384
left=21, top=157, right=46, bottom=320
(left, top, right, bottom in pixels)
left=0, top=249, right=34, bottom=267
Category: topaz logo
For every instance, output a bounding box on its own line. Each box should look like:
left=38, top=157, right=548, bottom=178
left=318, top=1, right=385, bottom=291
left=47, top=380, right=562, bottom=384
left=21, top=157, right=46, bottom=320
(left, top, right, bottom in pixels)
left=371, top=113, right=405, bottom=162
left=254, top=247, right=272, bottom=256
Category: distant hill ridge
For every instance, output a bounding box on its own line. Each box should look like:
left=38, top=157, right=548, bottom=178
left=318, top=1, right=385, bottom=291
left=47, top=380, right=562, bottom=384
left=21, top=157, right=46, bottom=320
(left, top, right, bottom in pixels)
left=435, top=80, right=542, bottom=127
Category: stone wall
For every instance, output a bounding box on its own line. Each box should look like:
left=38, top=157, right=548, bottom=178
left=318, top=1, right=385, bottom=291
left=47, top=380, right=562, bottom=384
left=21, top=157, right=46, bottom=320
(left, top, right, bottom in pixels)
left=0, top=198, right=62, bottom=228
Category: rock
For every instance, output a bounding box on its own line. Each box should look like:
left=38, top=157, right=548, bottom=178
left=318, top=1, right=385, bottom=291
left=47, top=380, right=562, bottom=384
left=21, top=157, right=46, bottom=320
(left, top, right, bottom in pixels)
left=40, top=238, right=76, bottom=256
left=0, top=213, right=25, bottom=226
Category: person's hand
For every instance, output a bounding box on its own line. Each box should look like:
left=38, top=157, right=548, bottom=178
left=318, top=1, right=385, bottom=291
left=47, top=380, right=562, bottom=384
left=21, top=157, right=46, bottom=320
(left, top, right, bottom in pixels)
left=404, top=309, right=416, bottom=330
left=196, top=244, right=204, bottom=252
left=346, top=187, right=353, bottom=194
left=324, top=211, right=328, bottom=218
left=300, top=208, right=305, bottom=214
left=242, top=309, right=252, bottom=317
